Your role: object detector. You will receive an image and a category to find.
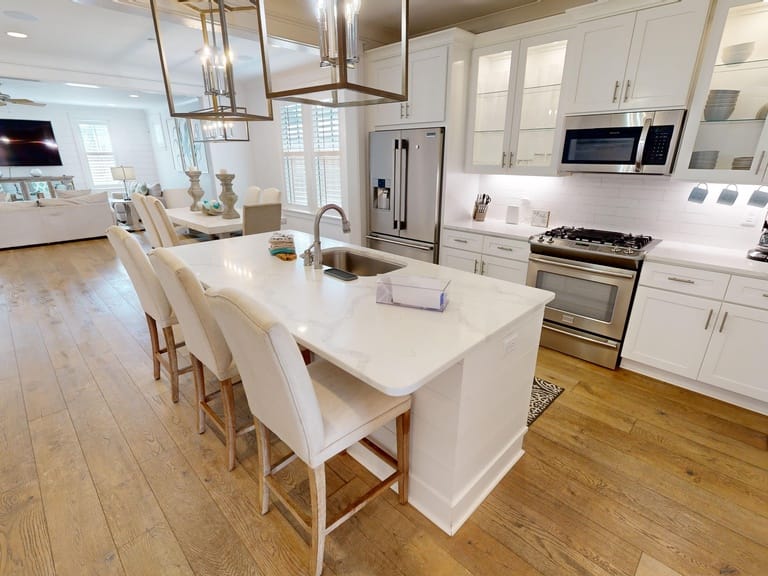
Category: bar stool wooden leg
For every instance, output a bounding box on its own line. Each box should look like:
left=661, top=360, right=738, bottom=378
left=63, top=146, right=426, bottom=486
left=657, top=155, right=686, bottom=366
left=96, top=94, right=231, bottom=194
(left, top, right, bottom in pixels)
left=308, top=464, right=327, bottom=576
left=162, top=326, right=181, bottom=403
left=255, top=419, right=272, bottom=514
left=146, top=314, right=161, bottom=380
left=221, top=378, right=236, bottom=471
left=396, top=410, right=411, bottom=505
left=191, top=355, right=206, bottom=434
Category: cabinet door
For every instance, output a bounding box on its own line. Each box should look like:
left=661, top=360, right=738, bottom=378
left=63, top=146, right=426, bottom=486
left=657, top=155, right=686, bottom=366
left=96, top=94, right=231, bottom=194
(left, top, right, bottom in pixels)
left=622, top=286, right=719, bottom=378
left=622, top=1, right=707, bottom=110
left=466, top=42, right=518, bottom=172
left=481, top=254, right=527, bottom=284
left=368, top=55, right=407, bottom=126
left=699, top=303, right=768, bottom=401
left=675, top=0, right=768, bottom=183
left=562, top=12, right=635, bottom=114
left=440, top=246, right=479, bottom=273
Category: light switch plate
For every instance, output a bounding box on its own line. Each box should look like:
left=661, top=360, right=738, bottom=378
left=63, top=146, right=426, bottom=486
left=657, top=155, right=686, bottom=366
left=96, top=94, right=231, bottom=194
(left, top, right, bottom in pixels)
left=530, top=209, right=551, bottom=227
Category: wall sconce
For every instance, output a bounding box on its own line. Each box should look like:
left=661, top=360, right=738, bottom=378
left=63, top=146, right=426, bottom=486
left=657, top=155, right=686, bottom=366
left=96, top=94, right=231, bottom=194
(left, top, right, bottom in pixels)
left=716, top=184, right=738, bottom=206
left=111, top=165, right=136, bottom=199
left=688, top=183, right=708, bottom=203
left=259, top=0, right=409, bottom=107
left=149, top=0, right=272, bottom=123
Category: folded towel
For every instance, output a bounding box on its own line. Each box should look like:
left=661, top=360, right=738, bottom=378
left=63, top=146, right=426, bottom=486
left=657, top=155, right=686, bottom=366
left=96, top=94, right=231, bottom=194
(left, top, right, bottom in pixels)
left=268, top=232, right=295, bottom=259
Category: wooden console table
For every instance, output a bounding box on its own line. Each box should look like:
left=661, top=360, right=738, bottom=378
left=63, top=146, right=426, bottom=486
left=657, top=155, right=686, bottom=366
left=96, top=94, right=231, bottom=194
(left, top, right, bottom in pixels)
left=0, top=175, right=75, bottom=199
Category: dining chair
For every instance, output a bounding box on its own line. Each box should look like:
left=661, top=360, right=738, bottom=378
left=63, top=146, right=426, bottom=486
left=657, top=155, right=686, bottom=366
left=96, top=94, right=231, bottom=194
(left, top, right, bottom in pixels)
left=145, top=195, right=198, bottom=247
left=241, top=185, right=261, bottom=206
left=106, top=226, right=191, bottom=402
left=259, top=187, right=281, bottom=203
left=205, top=286, right=412, bottom=576
left=149, top=247, right=252, bottom=470
left=242, top=202, right=281, bottom=235
left=130, top=192, right=162, bottom=248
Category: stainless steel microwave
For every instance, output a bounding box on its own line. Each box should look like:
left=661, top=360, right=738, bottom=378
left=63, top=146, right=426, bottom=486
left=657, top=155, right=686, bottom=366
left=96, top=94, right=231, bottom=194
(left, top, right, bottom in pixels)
left=560, top=109, right=686, bottom=175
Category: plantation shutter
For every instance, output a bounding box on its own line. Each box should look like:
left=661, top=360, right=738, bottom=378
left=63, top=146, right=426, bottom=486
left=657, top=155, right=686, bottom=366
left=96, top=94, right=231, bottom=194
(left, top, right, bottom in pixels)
left=78, top=123, right=117, bottom=188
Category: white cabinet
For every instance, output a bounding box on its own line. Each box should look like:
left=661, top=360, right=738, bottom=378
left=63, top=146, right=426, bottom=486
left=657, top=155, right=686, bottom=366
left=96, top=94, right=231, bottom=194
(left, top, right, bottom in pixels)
left=367, top=45, right=448, bottom=127
left=440, top=228, right=529, bottom=284
left=466, top=31, right=569, bottom=174
left=675, top=0, right=768, bottom=184
left=562, top=1, right=707, bottom=114
left=623, top=261, right=768, bottom=405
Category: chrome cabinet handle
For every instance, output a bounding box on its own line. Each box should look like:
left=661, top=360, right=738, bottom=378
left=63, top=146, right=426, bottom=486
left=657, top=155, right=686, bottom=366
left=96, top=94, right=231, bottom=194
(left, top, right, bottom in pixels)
left=756, top=150, right=766, bottom=175
left=501, top=152, right=506, bottom=168
left=763, top=293, right=768, bottom=298
left=452, top=238, right=468, bottom=244
left=473, top=259, right=478, bottom=274
left=496, top=246, right=514, bottom=252
left=623, top=80, right=631, bottom=102
left=480, top=260, right=486, bottom=275
left=612, top=80, right=621, bottom=103
left=406, top=103, right=410, bottom=117
left=718, top=311, right=729, bottom=333
left=399, top=103, right=405, bottom=119
left=668, top=276, right=695, bottom=284
left=704, top=309, right=714, bottom=331
left=509, top=152, right=515, bottom=166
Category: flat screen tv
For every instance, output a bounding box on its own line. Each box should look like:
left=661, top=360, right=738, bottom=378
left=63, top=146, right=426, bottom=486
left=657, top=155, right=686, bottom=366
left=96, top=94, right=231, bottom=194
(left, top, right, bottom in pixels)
left=0, top=119, right=63, bottom=167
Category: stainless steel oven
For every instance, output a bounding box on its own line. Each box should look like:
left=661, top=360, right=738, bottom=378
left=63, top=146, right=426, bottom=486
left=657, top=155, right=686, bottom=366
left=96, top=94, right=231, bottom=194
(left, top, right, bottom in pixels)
left=526, top=227, right=660, bottom=369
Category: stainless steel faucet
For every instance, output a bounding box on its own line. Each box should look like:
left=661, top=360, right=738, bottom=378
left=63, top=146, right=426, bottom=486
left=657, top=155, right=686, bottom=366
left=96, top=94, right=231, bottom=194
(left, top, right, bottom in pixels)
left=302, top=203, right=351, bottom=268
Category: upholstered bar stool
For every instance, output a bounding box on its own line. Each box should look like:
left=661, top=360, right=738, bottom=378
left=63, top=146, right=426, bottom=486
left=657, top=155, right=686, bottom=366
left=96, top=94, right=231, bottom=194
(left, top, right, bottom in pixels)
left=130, top=192, right=162, bottom=248
left=106, top=226, right=191, bottom=402
left=150, top=248, right=252, bottom=470
left=206, top=286, right=412, bottom=576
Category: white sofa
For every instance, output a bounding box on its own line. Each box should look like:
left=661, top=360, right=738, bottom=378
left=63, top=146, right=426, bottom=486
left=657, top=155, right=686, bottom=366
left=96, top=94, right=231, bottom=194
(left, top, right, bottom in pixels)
left=0, top=191, right=115, bottom=250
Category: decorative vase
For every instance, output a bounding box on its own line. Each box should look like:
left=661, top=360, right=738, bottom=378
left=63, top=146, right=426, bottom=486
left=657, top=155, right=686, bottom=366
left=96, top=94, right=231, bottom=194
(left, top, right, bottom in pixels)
left=216, top=171, right=239, bottom=219
left=185, top=169, right=204, bottom=211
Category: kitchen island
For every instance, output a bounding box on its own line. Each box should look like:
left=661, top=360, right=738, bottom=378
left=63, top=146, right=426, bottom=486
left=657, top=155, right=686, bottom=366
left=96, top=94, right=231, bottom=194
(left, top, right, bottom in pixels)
left=167, top=231, right=553, bottom=535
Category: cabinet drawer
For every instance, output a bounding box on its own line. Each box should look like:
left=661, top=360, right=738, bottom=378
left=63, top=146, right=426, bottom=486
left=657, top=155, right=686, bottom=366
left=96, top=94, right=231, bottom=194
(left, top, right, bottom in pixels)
left=482, top=235, right=530, bottom=262
left=725, top=275, right=768, bottom=310
left=639, top=262, right=730, bottom=299
left=441, top=229, right=483, bottom=253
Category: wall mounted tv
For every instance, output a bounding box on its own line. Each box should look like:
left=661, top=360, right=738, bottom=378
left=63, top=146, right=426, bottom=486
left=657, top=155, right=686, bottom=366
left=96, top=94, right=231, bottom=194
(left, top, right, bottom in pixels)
left=0, top=119, right=63, bottom=167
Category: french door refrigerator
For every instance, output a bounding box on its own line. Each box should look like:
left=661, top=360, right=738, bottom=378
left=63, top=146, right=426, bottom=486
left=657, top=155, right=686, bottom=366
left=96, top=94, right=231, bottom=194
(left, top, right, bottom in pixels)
left=367, top=127, right=445, bottom=263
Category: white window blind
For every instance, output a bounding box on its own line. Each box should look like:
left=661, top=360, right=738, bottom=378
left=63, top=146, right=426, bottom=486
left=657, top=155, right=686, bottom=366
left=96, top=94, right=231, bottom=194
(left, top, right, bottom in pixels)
left=279, top=102, right=342, bottom=211
left=78, top=123, right=117, bottom=188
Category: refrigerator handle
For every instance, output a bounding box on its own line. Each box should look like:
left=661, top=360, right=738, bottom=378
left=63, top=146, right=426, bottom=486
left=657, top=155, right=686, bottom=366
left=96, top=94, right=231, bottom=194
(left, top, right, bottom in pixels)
left=392, top=139, right=400, bottom=230
left=400, top=139, right=408, bottom=229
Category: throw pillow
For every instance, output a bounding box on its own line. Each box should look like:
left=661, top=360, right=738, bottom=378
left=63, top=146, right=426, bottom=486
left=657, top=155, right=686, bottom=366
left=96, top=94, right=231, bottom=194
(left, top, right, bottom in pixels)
left=148, top=183, right=163, bottom=197
left=55, top=188, right=92, bottom=199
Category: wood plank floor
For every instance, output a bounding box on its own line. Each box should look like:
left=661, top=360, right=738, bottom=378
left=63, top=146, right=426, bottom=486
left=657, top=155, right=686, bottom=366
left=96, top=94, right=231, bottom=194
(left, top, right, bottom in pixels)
left=1, top=236, right=767, bottom=576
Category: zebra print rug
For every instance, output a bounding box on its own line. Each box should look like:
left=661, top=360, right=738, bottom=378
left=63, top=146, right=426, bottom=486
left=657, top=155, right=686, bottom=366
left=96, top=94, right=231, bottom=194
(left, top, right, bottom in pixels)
left=528, top=377, right=564, bottom=426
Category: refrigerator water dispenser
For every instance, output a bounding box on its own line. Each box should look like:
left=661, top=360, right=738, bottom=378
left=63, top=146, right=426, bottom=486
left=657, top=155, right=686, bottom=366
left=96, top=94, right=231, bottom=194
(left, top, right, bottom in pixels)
left=374, top=179, right=390, bottom=210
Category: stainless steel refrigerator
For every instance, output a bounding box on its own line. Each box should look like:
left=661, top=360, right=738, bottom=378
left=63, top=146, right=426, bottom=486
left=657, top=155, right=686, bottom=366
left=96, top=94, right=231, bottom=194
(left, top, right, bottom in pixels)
left=366, top=127, right=444, bottom=263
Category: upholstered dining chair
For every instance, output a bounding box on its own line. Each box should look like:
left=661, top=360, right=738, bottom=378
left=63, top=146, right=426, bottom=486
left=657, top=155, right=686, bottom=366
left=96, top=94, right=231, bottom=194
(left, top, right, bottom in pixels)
left=149, top=247, right=252, bottom=470
left=241, top=185, right=261, bottom=206
left=259, top=187, right=281, bottom=203
left=205, top=286, right=412, bottom=576
left=130, top=192, right=162, bottom=248
left=106, top=226, right=191, bottom=402
left=242, top=202, right=281, bottom=235
left=145, top=195, right=199, bottom=248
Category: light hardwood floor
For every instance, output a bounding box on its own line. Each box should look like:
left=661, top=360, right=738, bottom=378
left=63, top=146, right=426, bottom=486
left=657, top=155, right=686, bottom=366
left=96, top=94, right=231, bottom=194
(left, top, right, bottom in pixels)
left=1, top=237, right=767, bottom=576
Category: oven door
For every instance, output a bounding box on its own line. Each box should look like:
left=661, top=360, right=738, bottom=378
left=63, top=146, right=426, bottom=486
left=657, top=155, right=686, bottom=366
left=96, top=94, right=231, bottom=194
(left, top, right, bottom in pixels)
left=526, top=254, right=637, bottom=340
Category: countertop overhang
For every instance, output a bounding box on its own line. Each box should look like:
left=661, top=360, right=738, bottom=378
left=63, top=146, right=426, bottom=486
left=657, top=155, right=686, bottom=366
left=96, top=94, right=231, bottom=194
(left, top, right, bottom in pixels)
left=167, top=230, right=554, bottom=396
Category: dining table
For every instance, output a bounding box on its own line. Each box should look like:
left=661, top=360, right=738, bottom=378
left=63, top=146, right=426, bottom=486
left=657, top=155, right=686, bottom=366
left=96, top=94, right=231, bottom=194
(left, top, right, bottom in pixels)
left=166, top=206, right=242, bottom=237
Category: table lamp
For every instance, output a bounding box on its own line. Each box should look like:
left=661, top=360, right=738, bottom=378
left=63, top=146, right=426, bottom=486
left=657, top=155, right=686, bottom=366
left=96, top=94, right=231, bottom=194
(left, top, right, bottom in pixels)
left=111, top=165, right=136, bottom=199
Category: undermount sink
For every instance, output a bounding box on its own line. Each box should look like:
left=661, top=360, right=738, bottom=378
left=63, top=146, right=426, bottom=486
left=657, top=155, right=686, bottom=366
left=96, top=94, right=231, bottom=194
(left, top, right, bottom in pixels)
left=321, top=248, right=405, bottom=277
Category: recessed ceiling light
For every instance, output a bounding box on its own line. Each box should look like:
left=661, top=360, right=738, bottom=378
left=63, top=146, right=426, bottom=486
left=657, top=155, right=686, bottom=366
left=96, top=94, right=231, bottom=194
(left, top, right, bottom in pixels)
left=6, top=32, right=28, bottom=39
left=2, top=11, right=38, bottom=22
left=129, top=94, right=140, bottom=98
left=65, top=82, right=100, bottom=89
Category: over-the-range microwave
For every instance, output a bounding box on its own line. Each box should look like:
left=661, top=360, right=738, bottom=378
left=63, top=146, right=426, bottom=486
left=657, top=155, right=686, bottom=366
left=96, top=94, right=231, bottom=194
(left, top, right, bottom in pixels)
left=559, top=109, right=686, bottom=175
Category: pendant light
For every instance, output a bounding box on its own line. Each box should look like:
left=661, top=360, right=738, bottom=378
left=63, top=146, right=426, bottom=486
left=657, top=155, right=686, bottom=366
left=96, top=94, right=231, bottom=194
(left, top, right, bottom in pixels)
left=149, top=0, right=273, bottom=124
left=258, top=0, right=409, bottom=108
left=189, top=117, right=250, bottom=143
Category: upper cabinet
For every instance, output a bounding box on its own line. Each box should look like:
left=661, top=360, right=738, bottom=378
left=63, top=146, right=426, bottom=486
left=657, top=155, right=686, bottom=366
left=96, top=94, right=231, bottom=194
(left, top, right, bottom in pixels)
left=466, top=30, right=569, bottom=174
left=675, top=0, right=768, bottom=184
left=562, top=1, right=708, bottom=114
left=367, top=45, right=449, bottom=127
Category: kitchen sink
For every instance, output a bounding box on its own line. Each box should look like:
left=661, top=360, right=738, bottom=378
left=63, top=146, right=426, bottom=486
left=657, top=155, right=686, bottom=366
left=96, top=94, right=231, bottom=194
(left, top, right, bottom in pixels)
left=321, top=248, right=405, bottom=277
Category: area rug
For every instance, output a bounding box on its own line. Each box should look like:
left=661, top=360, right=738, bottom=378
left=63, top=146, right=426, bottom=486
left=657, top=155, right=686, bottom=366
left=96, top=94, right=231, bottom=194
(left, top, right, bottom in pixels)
left=528, top=377, right=564, bottom=426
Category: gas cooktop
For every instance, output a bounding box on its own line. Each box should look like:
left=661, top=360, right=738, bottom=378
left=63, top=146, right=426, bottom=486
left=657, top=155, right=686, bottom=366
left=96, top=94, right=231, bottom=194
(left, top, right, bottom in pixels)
left=529, top=226, right=662, bottom=269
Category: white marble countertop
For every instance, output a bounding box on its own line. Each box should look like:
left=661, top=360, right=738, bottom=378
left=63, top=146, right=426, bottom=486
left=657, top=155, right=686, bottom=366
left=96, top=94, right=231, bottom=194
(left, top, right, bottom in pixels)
left=443, top=218, right=545, bottom=241
left=166, top=207, right=242, bottom=235
left=168, top=231, right=554, bottom=396
left=646, top=240, right=768, bottom=279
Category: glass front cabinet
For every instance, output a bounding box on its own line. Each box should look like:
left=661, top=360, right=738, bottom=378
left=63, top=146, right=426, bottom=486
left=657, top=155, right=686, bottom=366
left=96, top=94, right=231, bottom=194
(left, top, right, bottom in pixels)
left=466, top=31, right=569, bottom=175
left=676, top=0, right=768, bottom=183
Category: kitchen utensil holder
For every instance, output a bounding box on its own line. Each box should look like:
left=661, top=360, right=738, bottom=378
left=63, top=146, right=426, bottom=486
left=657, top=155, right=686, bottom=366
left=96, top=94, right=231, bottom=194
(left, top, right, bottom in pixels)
left=472, top=202, right=488, bottom=221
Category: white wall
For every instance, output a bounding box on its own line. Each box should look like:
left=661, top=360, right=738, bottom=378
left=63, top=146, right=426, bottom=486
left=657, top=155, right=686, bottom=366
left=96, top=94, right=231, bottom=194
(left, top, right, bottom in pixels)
left=444, top=172, right=767, bottom=251
left=1, top=102, right=159, bottom=191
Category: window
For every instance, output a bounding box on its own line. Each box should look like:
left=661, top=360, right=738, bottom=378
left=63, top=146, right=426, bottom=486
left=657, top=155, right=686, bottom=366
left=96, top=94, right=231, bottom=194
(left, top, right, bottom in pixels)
left=279, top=103, right=342, bottom=211
left=78, top=123, right=117, bottom=188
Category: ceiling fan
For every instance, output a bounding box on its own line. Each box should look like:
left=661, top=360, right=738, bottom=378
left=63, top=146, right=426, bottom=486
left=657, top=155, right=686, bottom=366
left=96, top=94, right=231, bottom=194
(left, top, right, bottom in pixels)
left=0, top=84, right=46, bottom=107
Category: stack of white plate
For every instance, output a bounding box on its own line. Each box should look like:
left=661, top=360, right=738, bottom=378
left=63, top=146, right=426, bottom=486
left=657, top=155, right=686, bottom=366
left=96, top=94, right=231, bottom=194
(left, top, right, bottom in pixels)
left=690, top=150, right=719, bottom=169
left=704, top=89, right=739, bottom=121
left=732, top=156, right=753, bottom=170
